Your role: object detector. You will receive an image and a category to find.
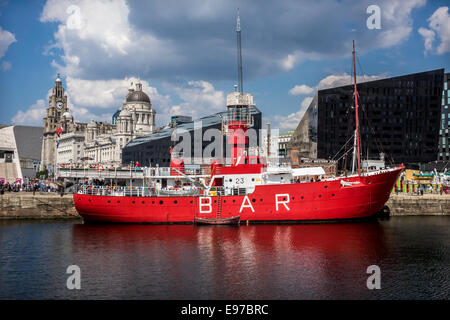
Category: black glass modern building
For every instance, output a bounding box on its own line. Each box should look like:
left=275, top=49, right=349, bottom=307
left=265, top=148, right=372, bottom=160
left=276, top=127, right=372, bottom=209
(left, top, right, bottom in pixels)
left=289, top=69, right=445, bottom=169
left=438, top=72, right=450, bottom=161
left=122, top=107, right=262, bottom=167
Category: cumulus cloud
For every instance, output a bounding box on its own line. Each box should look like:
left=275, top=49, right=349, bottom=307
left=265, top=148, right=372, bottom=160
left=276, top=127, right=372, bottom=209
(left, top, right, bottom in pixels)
left=33, top=0, right=424, bottom=130
left=0, top=26, right=16, bottom=71
left=168, top=80, right=225, bottom=120
left=289, top=84, right=315, bottom=96
left=66, top=76, right=173, bottom=125
left=317, top=73, right=386, bottom=90
left=11, top=99, right=47, bottom=125
left=418, top=27, right=436, bottom=55
left=419, top=6, right=450, bottom=55
left=40, top=0, right=425, bottom=81
left=373, top=0, right=426, bottom=48
left=0, top=26, right=16, bottom=59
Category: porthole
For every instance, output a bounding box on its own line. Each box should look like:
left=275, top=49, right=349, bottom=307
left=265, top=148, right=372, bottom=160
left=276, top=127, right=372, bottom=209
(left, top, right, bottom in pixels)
left=332, top=194, right=335, bottom=197
left=318, top=195, right=322, bottom=198
left=132, top=201, right=135, bottom=204
left=214, top=200, right=217, bottom=203
left=233, top=200, right=236, bottom=203
left=260, top=199, right=263, bottom=201
left=78, top=198, right=81, bottom=201
left=88, top=199, right=91, bottom=202
left=292, top=197, right=295, bottom=200
left=152, top=201, right=155, bottom=204
left=224, top=200, right=227, bottom=203
left=252, top=199, right=256, bottom=203
left=324, top=186, right=328, bottom=189
left=174, top=200, right=178, bottom=204
left=301, top=196, right=304, bottom=199
left=159, top=200, right=163, bottom=205
left=190, top=201, right=193, bottom=204
left=107, top=200, right=111, bottom=203
left=117, top=201, right=120, bottom=203
left=142, top=201, right=145, bottom=204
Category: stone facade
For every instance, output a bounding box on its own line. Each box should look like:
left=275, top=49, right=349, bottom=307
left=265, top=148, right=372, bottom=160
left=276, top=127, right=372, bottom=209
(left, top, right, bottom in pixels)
left=40, top=76, right=156, bottom=169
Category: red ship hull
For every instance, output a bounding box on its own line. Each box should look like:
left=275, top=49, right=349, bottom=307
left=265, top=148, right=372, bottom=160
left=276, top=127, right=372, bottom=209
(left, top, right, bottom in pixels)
left=74, top=167, right=402, bottom=224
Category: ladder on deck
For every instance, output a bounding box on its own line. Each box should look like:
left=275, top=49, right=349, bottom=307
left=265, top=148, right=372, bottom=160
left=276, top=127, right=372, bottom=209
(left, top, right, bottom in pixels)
left=217, top=194, right=222, bottom=219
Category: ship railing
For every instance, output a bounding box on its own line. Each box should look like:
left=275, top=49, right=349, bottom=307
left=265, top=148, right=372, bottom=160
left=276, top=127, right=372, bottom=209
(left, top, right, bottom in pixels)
left=57, top=168, right=145, bottom=179
left=75, top=186, right=201, bottom=197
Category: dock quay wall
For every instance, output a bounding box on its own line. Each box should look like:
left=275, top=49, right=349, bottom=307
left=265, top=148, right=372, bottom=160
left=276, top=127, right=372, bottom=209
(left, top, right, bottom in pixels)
left=386, top=194, right=450, bottom=216
left=0, top=193, right=80, bottom=220
left=0, top=193, right=448, bottom=220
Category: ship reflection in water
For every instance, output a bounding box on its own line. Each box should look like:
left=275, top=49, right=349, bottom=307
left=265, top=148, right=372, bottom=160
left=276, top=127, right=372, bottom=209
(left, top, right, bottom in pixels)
left=0, top=218, right=449, bottom=299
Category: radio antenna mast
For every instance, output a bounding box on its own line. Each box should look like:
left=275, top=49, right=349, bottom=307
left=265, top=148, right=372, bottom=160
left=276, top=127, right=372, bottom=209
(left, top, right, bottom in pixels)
left=236, top=9, right=243, bottom=94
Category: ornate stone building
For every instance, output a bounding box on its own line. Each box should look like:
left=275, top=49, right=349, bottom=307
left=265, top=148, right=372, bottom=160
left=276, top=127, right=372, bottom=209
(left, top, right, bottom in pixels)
left=40, top=75, right=156, bottom=171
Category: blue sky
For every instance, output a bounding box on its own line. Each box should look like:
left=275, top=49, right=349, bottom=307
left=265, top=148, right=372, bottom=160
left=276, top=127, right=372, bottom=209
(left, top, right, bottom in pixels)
left=0, top=0, right=449, bottom=131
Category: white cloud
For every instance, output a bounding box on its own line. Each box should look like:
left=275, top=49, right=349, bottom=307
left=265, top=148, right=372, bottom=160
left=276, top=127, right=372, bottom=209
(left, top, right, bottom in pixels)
left=11, top=99, right=47, bottom=126
left=39, top=0, right=427, bottom=82
left=289, top=84, right=315, bottom=95
left=317, top=73, right=386, bottom=90
left=418, top=27, right=436, bottom=55
left=0, top=26, right=16, bottom=71
left=278, top=50, right=332, bottom=72
left=0, top=27, right=16, bottom=59
left=375, top=0, right=426, bottom=48
left=66, top=76, right=172, bottom=124
left=168, top=81, right=225, bottom=120
left=419, top=6, right=450, bottom=55
left=272, top=96, right=313, bottom=130
left=40, top=0, right=178, bottom=79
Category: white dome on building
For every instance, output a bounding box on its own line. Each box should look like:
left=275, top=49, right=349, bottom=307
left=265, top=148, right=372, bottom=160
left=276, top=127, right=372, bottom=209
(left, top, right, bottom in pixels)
left=87, top=120, right=97, bottom=128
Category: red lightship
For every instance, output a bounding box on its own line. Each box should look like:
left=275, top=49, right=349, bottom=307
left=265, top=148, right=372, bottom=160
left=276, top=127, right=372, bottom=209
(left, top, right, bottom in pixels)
left=73, top=41, right=403, bottom=224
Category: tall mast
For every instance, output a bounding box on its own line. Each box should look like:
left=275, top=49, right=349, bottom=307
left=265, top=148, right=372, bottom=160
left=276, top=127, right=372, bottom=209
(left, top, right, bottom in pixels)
left=352, top=40, right=361, bottom=175
left=236, top=9, right=243, bottom=94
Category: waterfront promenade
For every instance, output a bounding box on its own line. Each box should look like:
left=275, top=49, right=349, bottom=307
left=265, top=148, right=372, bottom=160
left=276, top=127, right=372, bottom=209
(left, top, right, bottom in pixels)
left=0, top=192, right=449, bottom=220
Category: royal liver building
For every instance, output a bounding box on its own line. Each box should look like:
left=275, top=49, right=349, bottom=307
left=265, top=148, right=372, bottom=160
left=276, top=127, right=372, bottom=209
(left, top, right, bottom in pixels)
left=40, top=75, right=156, bottom=171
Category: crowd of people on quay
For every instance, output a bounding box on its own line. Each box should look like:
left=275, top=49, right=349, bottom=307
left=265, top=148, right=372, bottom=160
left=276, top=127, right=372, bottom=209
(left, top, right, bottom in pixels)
left=58, top=162, right=143, bottom=171
left=0, top=178, right=60, bottom=194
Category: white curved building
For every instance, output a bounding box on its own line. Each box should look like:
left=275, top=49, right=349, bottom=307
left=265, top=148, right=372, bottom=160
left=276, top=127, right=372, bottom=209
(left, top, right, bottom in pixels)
left=45, top=77, right=157, bottom=168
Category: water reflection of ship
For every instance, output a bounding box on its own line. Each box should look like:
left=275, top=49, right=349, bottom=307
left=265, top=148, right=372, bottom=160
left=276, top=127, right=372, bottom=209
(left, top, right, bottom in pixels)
left=71, top=222, right=387, bottom=299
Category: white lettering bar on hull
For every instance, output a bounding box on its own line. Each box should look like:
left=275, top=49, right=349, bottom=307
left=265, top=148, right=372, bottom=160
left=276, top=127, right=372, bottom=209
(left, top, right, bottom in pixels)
left=240, top=195, right=255, bottom=213
left=199, top=197, right=212, bottom=213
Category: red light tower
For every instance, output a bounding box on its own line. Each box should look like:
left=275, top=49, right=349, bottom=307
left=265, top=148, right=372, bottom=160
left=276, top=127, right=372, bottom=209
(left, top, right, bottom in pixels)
left=224, top=86, right=254, bottom=165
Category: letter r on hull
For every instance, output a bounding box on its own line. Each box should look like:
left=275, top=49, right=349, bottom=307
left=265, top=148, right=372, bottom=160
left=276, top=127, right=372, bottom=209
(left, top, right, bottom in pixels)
left=275, top=194, right=290, bottom=211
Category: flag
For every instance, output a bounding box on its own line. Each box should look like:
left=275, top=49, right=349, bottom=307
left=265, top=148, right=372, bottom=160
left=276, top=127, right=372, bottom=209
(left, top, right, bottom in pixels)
left=56, top=125, right=63, bottom=137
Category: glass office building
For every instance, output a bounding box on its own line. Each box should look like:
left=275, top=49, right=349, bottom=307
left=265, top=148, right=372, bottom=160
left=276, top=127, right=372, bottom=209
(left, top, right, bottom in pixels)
left=438, top=73, right=450, bottom=161
left=289, top=69, right=444, bottom=169
left=122, top=107, right=262, bottom=167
